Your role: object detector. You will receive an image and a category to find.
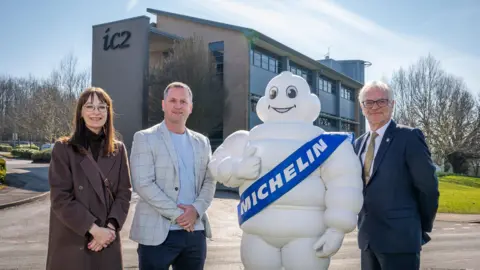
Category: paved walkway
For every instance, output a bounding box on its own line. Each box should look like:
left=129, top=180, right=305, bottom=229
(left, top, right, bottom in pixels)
left=0, top=157, right=50, bottom=209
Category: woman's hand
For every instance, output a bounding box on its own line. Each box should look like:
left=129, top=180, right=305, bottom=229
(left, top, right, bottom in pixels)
left=88, top=224, right=116, bottom=250
left=88, top=239, right=104, bottom=252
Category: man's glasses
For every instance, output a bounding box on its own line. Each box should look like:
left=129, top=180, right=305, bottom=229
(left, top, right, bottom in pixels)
left=83, top=104, right=108, bottom=113
left=362, top=99, right=389, bottom=109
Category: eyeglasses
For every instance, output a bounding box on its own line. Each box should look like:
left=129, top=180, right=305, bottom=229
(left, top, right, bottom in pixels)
left=83, top=104, right=108, bottom=113
left=362, top=99, right=390, bottom=109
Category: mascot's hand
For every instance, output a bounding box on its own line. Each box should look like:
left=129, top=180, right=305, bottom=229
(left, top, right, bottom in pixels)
left=233, top=146, right=261, bottom=180
left=313, top=228, right=345, bottom=258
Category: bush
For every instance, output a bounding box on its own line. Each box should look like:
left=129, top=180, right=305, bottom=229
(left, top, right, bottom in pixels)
left=15, top=144, right=40, bottom=150
left=0, top=158, right=6, bottom=184
left=11, top=148, right=39, bottom=159
left=0, top=144, right=12, bottom=152
left=32, top=148, right=52, bottom=163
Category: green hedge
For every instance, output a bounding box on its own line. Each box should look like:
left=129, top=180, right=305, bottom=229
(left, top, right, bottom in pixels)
left=32, top=148, right=52, bottom=163
left=0, top=158, right=6, bottom=184
left=11, top=148, right=39, bottom=159
left=15, top=144, right=40, bottom=150
left=0, top=144, right=12, bottom=152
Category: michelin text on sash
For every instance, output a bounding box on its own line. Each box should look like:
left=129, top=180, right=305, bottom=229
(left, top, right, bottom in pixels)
left=236, top=133, right=351, bottom=226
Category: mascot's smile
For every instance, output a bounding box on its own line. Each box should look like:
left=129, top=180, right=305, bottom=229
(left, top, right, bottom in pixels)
left=268, top=105, right=296, bottom=113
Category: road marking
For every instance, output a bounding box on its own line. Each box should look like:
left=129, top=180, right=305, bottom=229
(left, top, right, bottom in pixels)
left=443, top=227, right=455, bottom=230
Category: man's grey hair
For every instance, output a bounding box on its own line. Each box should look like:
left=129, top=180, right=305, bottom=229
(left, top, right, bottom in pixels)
left=163, top=82, right=193, bottom=102
left=358, top=81, right=394, bottom=102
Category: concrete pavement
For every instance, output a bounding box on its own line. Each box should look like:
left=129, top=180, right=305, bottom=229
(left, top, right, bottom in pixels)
left=0, top=157, right=50, bottom=209
left=1, top=192, right=479, bottom=270
left=1, top=160, right=480, bottom=269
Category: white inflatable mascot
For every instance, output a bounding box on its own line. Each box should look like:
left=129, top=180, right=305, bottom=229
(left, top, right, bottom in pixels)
left=208, top=71, right=364, bottom=270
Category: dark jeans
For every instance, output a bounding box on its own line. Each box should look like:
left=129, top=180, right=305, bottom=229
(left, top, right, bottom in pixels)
left=137, top=230, right=206, bottom=270
left=361, top=248, right=420, bottom=270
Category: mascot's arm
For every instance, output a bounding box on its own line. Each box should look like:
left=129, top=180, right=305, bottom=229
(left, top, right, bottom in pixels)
left=319, top=140, right=364, bottom=233
left=208, top=130, right=249, bottom=188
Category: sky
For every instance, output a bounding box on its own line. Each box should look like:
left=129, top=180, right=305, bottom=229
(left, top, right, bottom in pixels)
left=0, top=0, right=479, bottom=93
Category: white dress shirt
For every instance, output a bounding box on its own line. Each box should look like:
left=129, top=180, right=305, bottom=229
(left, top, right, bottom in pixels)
left=361, top=119, right=391, bottom=174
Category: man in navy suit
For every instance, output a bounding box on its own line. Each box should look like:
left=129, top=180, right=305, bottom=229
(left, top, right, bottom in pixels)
left=354, top=81, right=439, bottom=270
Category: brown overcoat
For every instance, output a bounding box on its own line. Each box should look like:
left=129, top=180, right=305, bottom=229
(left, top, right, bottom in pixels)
left=46, top=140, right=132, bottom=270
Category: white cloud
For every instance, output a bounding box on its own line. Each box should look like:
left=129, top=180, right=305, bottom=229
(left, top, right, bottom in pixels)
left=126, top=0, right=139, bottom=11
left=182, top=0, right=479, bottom=93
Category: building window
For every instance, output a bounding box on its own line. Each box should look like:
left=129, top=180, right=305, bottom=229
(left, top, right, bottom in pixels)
left=250, top=47, right=281, bottom=74
left=318, top=77, right=335, bottom=94
left=341, top=85, right=355, bottom=101
left=209, top=41, right=224, bottom=82
left=318, top=117, right=337, bottom=127
left=212, top=51, right=224, bottom=76
left=250, top=93, right=262, bottom=112
left=290, top=62, right=312, bottom=86
left=341, top=121, right=355, bottom=132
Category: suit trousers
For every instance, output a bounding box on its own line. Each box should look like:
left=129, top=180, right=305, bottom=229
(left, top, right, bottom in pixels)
left=137, top=230, right=206, bottom=270
left=361, top=248, right=420, bottom=270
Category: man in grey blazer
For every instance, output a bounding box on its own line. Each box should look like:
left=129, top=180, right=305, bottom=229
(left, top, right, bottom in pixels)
left=354, top=81, right=439, bottom=270
left=129, top=82, right=216, bottom=270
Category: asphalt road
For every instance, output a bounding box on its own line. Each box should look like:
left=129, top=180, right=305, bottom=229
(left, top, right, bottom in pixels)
left=0, top=192, right=479, bottom=270
left=1, top=160, right=479, bottom=269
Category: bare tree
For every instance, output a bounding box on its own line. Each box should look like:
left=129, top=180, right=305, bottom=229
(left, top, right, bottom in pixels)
left=390, top=54, right=480, bottom=173
left=50, top=52, right=90, bottom=97
left=0, top=53, right=90, bottom=143
left=148, top=35, right=225, bottom=137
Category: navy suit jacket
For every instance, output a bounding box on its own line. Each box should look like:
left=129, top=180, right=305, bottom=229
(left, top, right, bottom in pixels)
left=354, top=120, right=439, bottom=253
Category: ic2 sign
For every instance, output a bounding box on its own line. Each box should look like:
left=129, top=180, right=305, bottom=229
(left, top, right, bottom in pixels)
left=103, top=28, right=131, bottom=51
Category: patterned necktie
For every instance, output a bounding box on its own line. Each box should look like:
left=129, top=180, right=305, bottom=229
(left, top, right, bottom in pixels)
left=364, top=132, right=378, bottom=184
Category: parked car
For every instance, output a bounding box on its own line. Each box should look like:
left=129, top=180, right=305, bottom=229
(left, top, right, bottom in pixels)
left=40, top=143, right=54, bottom=150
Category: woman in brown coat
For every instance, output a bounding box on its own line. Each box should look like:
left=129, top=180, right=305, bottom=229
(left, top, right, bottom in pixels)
left=46, top=87, right=132, bottom=270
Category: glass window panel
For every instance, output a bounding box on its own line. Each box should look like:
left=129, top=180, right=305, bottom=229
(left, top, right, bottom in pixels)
left=254, top=52, right=261, bottom=66
left=262, top=55, right=269, bottom=69
left=269, top=59, right=276, bottom=72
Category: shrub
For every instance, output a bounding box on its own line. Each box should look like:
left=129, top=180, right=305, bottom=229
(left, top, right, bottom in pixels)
left=11, top=148, right=39, bottom=159
left=32, top=148, right=52, bottom=163
left=0, top=158, right=6, bottom=184
left=0, top=144, right=12, bottom=152
left=15, top=144, right=40, bottom=150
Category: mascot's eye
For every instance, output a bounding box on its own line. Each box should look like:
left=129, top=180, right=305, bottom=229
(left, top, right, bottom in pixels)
left=286, top=86, right=298, bottom=99
left=269, top=87, right=278, bottom=99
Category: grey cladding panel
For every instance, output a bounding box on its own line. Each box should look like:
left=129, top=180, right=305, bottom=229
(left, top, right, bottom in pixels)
left=91, top=16, right=150, bottom=151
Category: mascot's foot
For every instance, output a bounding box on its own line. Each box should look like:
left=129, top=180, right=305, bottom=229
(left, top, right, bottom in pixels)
left=241, top=233, right=331, bottom=270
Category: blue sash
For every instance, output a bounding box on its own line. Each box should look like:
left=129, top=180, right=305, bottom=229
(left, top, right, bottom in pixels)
left=237, top=132, right=354, bottom=225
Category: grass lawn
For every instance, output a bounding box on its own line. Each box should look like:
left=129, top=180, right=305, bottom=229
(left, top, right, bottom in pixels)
left=438, top=175, right=480, bottom=214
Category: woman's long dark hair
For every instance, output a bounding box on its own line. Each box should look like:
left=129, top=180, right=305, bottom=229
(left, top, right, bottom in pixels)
left=59, top=87, right=117, bottom=156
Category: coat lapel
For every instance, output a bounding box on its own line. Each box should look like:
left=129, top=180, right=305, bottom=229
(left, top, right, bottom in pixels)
left=369, top=120, right=396, bottom=181
left=97, top=152, right=117, bottom=184
left=80, top=151, right=106, bottom=206
left=356, top=133, right=369, bottom=158
left=355, top=133, right=369, bottom=185
left=158, top=122, right=179, bottom=174
left=79, top=143, right=117, bottom=206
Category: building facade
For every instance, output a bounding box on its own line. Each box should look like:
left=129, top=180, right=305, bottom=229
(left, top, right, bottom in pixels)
left=91, top=9, right=370, bottom=150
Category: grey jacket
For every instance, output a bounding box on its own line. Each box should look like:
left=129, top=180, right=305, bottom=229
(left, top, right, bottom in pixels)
left=129, top=122, right=216, bottom=245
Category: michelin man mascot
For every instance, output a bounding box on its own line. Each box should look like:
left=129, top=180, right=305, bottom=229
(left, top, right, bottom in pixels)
left=208, top=71, right=363, bottom=270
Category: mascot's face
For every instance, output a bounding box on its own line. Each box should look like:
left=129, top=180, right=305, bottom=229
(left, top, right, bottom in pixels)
left=256, top=71, right=321, bottom=123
